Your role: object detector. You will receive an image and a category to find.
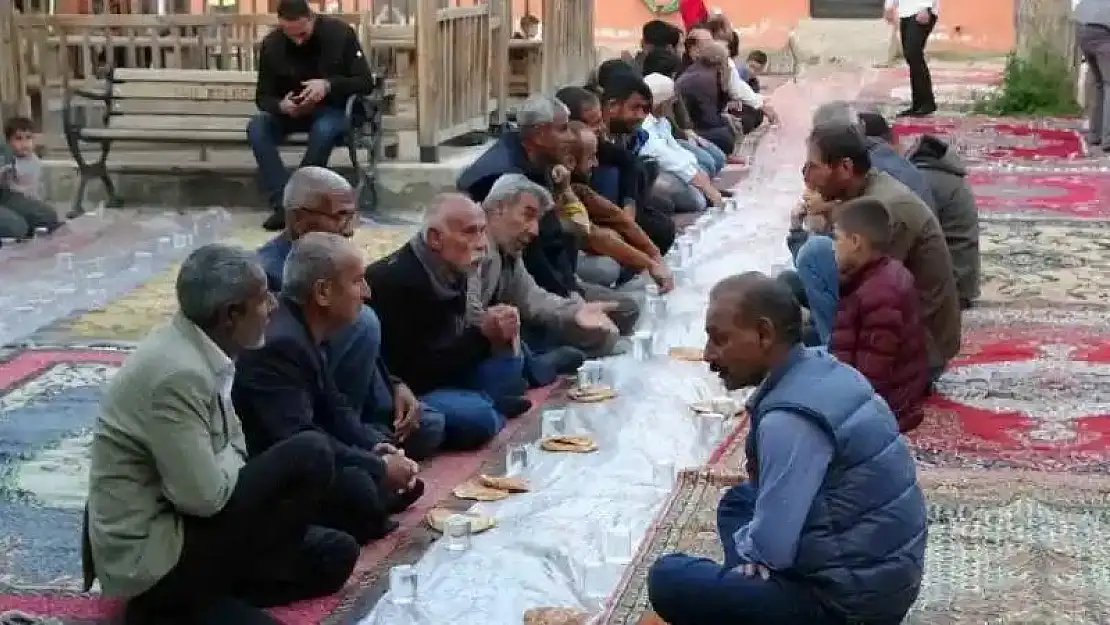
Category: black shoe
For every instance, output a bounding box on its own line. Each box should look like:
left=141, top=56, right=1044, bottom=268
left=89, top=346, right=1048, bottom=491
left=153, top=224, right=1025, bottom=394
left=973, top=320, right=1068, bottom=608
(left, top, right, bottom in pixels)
left=494, top=395, right=533, bottom=418
left=897, top=105, right=937, bottom=118
left=262, top=211, right=285, bottom=231
left=535, top=346, right=587, bottom=376
left=895, top=107, right=918, bottom=118
left=387, top=478, right=425, bottom=514
left=368, top=518, right=400, bottom=540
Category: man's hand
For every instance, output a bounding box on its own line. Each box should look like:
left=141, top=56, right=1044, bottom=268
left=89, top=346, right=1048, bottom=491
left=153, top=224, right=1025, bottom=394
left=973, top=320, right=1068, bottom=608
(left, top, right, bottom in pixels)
left=382, top=452, right=418, bottom=491
left=550, top=164, right=572, bottom=192
left=278, top=92, right=301, bottom=117
left=762, top=103, right=779, bottom=126
left=914, top=8, right=931, bottom=23
left=298, top=79, right=331, bottom=106
left=478, top=304, right=519, bottom=346
left=790, top=199, right=807, bottom=229
left=373, top=442, right=401, bottom=455
left=884, top=6, right=898, bottom=23
left=648, top=263, right=675, bottom=294
left=704, top=185, right=724, bottom=207
left=573, top=301, right=619, bottom=333
left=392, top=382, right=421, bottom=442
left=735, top=563, right=771, bottom=580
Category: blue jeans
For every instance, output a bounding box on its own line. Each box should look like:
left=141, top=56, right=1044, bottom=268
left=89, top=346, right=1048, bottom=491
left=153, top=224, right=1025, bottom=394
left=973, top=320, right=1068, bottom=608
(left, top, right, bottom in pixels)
left=793, top=235, right=839, bottom=346
left=648, top=483, right=843, bottom=625
left=679, top=139, right=726, bottom=177
left=324, top=306, right=446, bottom=460
left=246, top=107, right=349, bottom=211
left=419, top=354, right=525, bottom=450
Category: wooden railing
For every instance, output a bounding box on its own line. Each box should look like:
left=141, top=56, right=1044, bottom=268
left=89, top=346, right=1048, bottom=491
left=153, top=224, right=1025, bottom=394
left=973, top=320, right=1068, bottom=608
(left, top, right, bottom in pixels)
left=538, top=0, right=593, bottom=93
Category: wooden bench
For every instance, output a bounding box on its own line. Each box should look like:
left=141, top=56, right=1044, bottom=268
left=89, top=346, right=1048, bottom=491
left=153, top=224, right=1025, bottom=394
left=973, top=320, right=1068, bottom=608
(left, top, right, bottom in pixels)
left=61, top=68, right=393, bottom=218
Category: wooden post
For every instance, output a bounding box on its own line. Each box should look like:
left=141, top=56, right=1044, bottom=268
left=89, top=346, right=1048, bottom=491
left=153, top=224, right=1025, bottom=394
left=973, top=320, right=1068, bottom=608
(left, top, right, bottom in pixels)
left=0, top=3, right=32, bottom=124
left=414, top=0, right=438, bottom=162
left=490, top=0, right=509, bottom=127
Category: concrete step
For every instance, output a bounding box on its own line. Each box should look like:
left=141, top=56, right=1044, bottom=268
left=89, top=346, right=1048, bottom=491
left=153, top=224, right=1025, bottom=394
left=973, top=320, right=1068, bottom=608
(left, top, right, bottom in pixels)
left=39, top=139, right=493, bottom=217
left=791, top=18, right=897, bottom=66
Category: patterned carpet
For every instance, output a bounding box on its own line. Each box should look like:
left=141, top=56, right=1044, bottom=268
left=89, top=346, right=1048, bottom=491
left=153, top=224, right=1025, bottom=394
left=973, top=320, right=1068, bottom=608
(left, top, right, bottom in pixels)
left=599, top=77, right=1110, bottom=624
left=0, top=220, right=560, bottom=624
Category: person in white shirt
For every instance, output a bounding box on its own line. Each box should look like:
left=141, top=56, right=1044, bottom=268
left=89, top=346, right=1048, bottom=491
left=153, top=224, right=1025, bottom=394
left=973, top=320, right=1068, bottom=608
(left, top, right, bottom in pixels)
left=886, top=0, right=939, bottom=116
left=641, top=73, right=724, bottom=212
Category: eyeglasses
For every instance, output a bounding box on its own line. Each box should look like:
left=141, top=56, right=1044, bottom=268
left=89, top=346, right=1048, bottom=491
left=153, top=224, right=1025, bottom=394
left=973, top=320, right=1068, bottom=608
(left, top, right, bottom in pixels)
left=295, top=206, right=356, bottom=222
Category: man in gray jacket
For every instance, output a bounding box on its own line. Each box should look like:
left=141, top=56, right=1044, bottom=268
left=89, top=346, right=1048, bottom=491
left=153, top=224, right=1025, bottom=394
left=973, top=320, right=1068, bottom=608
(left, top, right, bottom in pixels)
left=907, top=134, right=981, bottom=308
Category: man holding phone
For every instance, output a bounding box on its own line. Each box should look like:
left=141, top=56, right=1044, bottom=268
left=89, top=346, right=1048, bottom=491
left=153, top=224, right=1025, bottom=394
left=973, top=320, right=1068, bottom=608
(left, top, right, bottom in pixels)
left=247, top=0, right=377, bottom=231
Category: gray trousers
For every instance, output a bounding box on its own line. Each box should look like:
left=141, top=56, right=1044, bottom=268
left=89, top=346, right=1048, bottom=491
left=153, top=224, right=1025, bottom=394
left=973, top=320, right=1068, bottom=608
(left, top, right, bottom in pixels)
left=0, top=190, right=60, bottom=239
left=1080, top=23, right=1110, bottom=145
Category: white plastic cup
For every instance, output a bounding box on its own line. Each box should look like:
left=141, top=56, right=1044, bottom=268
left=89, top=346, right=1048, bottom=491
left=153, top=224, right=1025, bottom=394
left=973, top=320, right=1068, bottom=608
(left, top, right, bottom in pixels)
left=388, top=565, right=417, bottom=604
left=652, top=460, right=675, bottom=490
left=602, top=522, right=633, bottom=564
left=632, top=331, right=653, bottom=361
left=506, top=444, right=529, bottom=476
left=443, top=514, right=472, bottom=552
left=541, top=409, right=567, bottom=438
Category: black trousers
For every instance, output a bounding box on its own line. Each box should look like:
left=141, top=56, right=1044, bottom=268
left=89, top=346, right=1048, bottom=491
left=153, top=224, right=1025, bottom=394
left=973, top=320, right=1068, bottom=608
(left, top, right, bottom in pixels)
left=125, top=432, right=360, bottom=625
left=900, top=11, right=938, bottom=111
left=315, top=465, right=393, bottom=545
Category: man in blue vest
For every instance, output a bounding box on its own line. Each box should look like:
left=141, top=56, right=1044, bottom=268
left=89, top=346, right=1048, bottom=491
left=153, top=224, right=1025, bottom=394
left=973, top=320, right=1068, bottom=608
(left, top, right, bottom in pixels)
left=647, top=272, right=927, bottom=625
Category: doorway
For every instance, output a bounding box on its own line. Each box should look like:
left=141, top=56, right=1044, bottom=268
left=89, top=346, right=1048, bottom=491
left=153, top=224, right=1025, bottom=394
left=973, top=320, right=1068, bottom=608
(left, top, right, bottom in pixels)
left=809, top=0, right=885, bottom=19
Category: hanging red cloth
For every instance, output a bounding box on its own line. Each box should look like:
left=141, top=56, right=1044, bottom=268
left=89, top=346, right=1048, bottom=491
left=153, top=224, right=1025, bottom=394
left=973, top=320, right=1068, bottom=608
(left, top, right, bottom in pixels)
left=679, top=0, right=710, bottom=30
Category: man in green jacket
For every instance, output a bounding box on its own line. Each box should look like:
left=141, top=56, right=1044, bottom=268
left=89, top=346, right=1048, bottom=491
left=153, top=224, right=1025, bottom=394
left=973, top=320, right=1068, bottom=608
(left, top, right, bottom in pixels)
left=84, top=244, right=359, bottom=625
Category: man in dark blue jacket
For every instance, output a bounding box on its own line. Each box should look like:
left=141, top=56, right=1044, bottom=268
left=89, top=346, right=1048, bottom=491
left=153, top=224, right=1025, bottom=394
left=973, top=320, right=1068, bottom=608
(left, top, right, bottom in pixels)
left=648, top=273, right=926, bottom=625
left=234, top=234, right=425, bottom=545
left=249, top=0, right=376, bottom=230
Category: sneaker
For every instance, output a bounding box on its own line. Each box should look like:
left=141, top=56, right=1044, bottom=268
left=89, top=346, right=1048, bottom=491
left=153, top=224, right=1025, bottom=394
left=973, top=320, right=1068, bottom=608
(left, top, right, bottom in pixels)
left=494, top=395, right=534, bottom=418
left=535, top=346, right=586, bottom=376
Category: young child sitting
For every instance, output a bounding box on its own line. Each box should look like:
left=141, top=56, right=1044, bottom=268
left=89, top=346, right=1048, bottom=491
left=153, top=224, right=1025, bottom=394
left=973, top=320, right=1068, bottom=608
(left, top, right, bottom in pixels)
left=1, top=116, right=62, bottom=242
left=830, top=197, right=931, bottom=432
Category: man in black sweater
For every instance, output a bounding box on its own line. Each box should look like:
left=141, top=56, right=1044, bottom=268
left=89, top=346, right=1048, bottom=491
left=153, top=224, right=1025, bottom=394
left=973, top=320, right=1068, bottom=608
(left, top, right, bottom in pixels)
left=248, top=0, right=375, bottom=231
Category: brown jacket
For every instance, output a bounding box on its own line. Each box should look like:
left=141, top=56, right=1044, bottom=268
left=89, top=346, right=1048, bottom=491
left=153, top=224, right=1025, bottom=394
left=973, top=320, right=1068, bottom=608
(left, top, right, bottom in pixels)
left=574, top=183, right=662, bottom=271
left=861, top=170, right=961, bottom=367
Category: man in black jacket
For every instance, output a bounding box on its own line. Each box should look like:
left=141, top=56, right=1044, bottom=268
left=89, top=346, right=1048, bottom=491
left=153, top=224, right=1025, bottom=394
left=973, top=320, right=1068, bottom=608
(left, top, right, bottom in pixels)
left=248, top=0, right=375, bottom=231
left=233, top=233, right=423, bottom=545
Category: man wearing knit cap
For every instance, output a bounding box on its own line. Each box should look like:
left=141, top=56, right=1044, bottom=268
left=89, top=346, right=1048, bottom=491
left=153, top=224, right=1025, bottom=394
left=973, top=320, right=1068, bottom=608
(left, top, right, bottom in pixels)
left=640, top=73, right=723, bottom=212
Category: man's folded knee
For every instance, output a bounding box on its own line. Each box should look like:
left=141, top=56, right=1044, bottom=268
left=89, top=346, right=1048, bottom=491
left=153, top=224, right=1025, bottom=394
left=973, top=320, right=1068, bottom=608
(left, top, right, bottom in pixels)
left=647, top=554, right=700, bottom=615
left=283, top=431, right=334, bottom=476
left=246, top=111, right=277, bottom=142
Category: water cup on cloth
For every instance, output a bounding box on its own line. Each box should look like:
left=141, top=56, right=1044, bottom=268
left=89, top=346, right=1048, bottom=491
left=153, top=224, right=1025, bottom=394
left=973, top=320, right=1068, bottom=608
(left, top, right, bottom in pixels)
left=156, top=236, right=173, bottom=255
left=172, top=233, right=189, bottom=249
left=602, top=522, right=633, bottom=564
left=588, top=361, right=606, bottom=386
left=672, top=266, right=688, bottom=287
left=131, top=251, right=154, bottom=274
left=575, top=365, right=593, bottom=390
left=388, top=564, right=418, bottom=605
left=698, top=412, right=728, bottom=445
left=506, top=444, right=529, bottom=476
left=711, top=396, right=736, bottom=417
left=443, top=514, right=472, bottom=552
left=55, top=252, right=75, bottom=273
left=646, top=295, right=668, bottom=320
left=652, top=459, right=676, bottom=490
left=632, top=331, right=653, bottom=361
left=542, top=409, right=567, bottom=438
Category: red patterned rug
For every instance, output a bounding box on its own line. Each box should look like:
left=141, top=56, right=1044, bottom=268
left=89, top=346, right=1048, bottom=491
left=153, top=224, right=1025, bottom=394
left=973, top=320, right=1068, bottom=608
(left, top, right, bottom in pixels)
left=969, top=171, right=1110, bottom=218
left=0, top=346, right=552, bottom=624
left=892, top=117, right=1086, bottom=161
left=911, top=307, right=1110, bottom=472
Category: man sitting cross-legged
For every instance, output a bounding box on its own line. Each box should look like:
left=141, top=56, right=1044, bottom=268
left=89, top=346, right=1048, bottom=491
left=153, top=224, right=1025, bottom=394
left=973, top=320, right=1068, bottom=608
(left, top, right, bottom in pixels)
left=647, top=272, right=927, bottom=625
left=562, top=121, right=674, bottom=293
left=234, top=233, right=423, bottom=545
left=457, top=95, right=641, bottom=353
left=84, top=244, right=359, bottom=625
left=367, top=187, right=617, bottom=449
left=248, top=0, right=376, bottom=231
left=784, top=122, right=960, bottom=380
left=256, top=166, right=445, bottom=459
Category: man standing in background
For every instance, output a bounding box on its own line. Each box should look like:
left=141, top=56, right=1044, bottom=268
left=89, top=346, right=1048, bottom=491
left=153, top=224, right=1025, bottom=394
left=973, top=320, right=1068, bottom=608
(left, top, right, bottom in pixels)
left=886, top=0, right=939, bottom=117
